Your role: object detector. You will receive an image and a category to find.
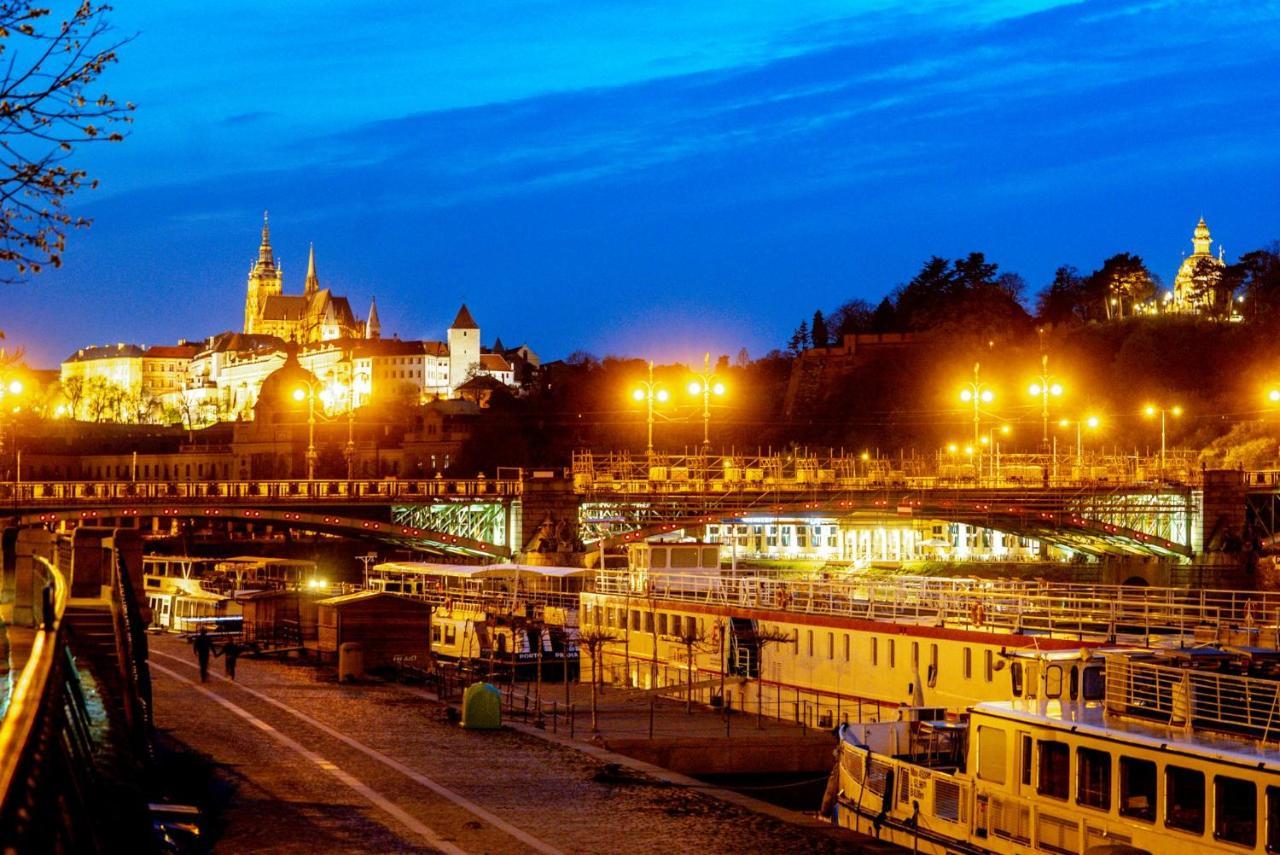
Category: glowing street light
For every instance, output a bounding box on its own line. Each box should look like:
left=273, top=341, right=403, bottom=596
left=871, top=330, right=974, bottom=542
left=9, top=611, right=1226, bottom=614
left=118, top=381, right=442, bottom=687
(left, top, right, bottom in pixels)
left=959, top=362, right=994, bottom=475
left=686, top=352, right=726, bottom=450
left=292, top=384, right=319, bottom=479
left=1027, top=354, right=1063, bottom=448
left=1058, top=416, right=1100, bottom=468
left=631, top=361, right=669, bottom=457
left=1143, top=404, right=1182, bottom=479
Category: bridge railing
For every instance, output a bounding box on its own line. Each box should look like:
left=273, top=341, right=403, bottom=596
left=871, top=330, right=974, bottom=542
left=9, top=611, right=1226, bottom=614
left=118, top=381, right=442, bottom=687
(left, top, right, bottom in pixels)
left=593, top=570, right=1280, bottom=643
left=572, top=450, right=1202, bottom=493
left=0, top=557, right=100, bottom=850
left=0, top=476, right=522, bottom=505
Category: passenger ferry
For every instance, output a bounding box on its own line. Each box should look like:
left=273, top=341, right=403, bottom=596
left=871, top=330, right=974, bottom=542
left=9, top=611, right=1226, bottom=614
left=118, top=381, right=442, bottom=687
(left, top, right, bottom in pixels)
left=141, top=554, right=320, bottom=632
left=367, top=561, right=586, bottom=678
left=580, top=542, right=1280, bottom=726
left=831, top=648, right=1280, bottom=854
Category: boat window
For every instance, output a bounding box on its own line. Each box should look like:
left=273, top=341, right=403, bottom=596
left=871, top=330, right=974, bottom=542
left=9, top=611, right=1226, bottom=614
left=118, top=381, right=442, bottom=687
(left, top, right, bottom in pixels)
left=1045, top=664, right=1064, bottom=699
left=827, top=632, right=834, bottom=660
left=658, top=613, right=668, bottom=636
left=807, top=630, right=814, bottom=657
left=432, top=625, right=441, bottom=643
left=1166, top=766, right=1206, bottom=834
left=1082, top=666, right=1105, bottom=701
left=644, top=611, right=654, bottom=633
left=1266, top=786, right=1280, bottom=852
left=1037, top=741, right=1070, bottom=800
left=1010, top=661, right=1024, bottom=697
left=444, top=625, right=456, bottom=645
left=964, top=648, right=973, bottom=680
left=631, top=610, right=641, bottom=631
left=911, top=641, right=919, bottom=668
left=1120, top=757, right=1157, bottom=822
left=871, top=637, right=879, bottom=666
left=1214, top=776, right=1256, bottom=847
left=843, top=634, right=850, bottom=662
left=888, top=639, right=896, bottom=668
left=984, top=649, right=993, bottom=683
left=977, top=726, right=1006, bottom=784
left=1020, top=734, right=1032, bottom=787
left=1069, top=665, right=1079, bottom=700
left=1076, top=747, right=1111, bottom=810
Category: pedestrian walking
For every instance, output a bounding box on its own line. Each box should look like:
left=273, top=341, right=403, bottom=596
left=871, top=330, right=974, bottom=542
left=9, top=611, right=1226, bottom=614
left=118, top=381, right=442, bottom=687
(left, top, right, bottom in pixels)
left=220, top=640, right=244, bottom=681
left=193, top=626, right=216, bottom=683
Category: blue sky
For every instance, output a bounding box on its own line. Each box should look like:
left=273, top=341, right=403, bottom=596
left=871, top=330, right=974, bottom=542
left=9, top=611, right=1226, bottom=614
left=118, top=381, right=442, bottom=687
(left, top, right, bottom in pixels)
left=3, top=0, right=1280, bottom=367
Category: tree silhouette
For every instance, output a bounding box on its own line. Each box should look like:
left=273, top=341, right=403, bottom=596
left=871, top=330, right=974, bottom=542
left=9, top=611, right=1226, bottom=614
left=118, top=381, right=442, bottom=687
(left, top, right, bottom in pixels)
left=0, top=3, right=133, bottom=281
left=810, top=310, right=828, bottom=348
left=576, top=625, right=618, bottom=732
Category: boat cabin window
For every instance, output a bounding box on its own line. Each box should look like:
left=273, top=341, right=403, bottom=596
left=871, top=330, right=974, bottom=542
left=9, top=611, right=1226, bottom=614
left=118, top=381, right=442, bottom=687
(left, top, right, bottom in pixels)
left=888, top=639, right=896, bottom=668
left=631, top=610, right=641, bottom=631
left=658, top=613, right=668, bottom=635
left=1082, top=665, right=1105, bottom=701
left=807, top=630, right=814, bottom=657
left=1076, top=747, right=1111, bottom=811
left=432, top=626, right=442, bottom=643
left=444, top=625, right=456, bottom=646
left=1068, top=665, right=1078, bottom=700
left=1019, top=734, right=1032, bottom=787
left=1010, top=661, right=1024, bottom=697
left=1045, top=664, right=1064, bottom=699
left=1120, top=757, right=1157, bottom=822
left=1265, top=786, right=1280, bottom=852
left=1214, top=776, right=1256, bottom=847
left=1166, top=765, right=1206, bottom=834
left=871, top=637, right=879, bottom=666
left=963, top=648, right=972, bottom=680
left=843, top=634, right=850, bottom=662
left=827, top=632, right=834, bottom=660
left=911, top=641, right=919, bottom=667
left=977, top=726, right=1006, bottom=784
left=984, top=649, right=993, bottom=683
left=1037, top=741, right=1070, bottom=800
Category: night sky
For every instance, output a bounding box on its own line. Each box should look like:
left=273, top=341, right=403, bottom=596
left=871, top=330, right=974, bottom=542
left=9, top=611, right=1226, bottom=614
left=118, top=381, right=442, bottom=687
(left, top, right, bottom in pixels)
left=3, top=0, right=1279, bottom=368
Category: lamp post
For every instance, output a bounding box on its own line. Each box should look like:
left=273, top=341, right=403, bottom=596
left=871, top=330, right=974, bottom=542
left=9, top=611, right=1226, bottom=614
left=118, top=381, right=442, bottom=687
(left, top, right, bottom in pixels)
left=292, top=385, right=318, bottom=480
left=959, top=362, right=994, bottom=476
left=1028, top=354, right=1063, bottom=449
left=0, top=377, right=26, bottom=484
left=980, top=424, right=1011, bottom=481
left=1143, top=404, right=1181, bottom=480
left=1058, top=416, right=1099, bottom=470
left=632, top=361, right=669, bottom=458
left=686, top=352, right=725, bottom=451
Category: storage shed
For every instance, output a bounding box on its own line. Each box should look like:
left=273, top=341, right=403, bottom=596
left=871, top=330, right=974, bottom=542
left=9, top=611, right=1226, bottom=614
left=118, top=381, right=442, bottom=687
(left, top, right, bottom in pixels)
left=316, top=591, right=430, bottom=669
left=237, top=588, right=323, bottom=644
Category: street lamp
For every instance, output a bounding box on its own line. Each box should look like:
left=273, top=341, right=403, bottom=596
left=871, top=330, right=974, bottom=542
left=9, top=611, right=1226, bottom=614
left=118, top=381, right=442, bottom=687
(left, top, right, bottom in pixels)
left=631, top=361, right=669, bottom=458
left=292, top=385, right=319, bottom=480
left=686, top=352, right=725, bottom=450
left=1027, top=354, right=1063, bottom=448
left=1143, top=404, right=1182, bottom=479
left=1058, top=416, right=1100, bottom=469
left=0, top=375, right=27, bottom=483
left=959, top=362, right=994, bottom=475
left=979, top=423, right=1012, bottom=479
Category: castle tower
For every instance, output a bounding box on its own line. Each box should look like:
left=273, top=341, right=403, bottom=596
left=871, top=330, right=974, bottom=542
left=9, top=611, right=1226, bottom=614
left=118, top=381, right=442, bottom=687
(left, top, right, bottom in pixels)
left=304, top=242, right=319, bottom=297
left=366, top=297, right=381, bottom=339
left=447, top=303, right=480, bottom=393
left=244, top=212, right=283, bottom=334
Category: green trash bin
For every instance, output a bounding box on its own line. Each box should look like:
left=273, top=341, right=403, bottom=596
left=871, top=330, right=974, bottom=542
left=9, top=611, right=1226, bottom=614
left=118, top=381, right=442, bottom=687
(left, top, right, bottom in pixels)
left=461, top=682, right=502, bottom=730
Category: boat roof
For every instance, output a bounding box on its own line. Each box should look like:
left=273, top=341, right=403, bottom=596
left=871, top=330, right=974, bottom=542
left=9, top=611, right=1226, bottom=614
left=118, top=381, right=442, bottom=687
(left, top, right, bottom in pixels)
left=220, top=556, right=317, bottom=566
left=973, top=700, right=1280, bottom=773
left=372, top=561, right=588, bottom=579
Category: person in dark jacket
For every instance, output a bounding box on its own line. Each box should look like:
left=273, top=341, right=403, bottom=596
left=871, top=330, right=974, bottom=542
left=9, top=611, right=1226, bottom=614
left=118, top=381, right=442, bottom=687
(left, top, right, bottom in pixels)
left=193, top=627, right=216, bottom=682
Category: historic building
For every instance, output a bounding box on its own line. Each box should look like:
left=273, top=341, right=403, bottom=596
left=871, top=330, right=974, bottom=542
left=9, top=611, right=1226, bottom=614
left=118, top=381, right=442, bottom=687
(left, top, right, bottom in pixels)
left=1170, top=216, right=1228, bottom=315
left=242, top=214, right=369, bottom=343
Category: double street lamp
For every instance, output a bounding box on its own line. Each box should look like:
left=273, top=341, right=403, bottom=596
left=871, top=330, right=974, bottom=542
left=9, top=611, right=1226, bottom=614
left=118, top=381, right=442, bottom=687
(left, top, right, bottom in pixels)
left=1144, top=404, right=1182, bottom=479
left=292, top=383, right=321, bottom=480
left=632, top=361, right=669, bottom=458
left=686, top=352, right=725, bottom=450
left=1028, top=354, right=1063, bottom=448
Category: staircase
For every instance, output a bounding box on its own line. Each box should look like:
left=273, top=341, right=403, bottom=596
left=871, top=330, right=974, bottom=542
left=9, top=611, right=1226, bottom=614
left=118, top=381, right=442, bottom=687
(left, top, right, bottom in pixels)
left=729, top=617, right=760, bottom=678
left=63, top=605, right=130, bottom=736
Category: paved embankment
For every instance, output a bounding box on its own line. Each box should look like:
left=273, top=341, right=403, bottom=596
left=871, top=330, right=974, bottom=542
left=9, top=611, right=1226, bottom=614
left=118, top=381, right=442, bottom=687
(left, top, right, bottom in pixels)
left=148, top=634, right=899, bottom=854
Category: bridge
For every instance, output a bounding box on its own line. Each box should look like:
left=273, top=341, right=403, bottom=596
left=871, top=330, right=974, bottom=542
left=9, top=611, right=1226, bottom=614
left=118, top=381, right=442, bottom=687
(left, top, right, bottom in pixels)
left=0, top=452, right=1270, bottom=561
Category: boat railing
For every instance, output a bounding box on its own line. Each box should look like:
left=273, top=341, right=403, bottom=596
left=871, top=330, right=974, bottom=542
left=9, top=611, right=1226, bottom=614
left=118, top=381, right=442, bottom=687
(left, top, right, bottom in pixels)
left=1104, top=653, right=1280, bottom=740
left=594, top=570, right=1280, bottom=642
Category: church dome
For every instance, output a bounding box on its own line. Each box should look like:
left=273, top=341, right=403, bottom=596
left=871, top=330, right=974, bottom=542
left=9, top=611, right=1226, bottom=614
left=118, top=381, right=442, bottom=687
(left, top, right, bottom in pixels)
left=255, top=349, right=318, bottom=422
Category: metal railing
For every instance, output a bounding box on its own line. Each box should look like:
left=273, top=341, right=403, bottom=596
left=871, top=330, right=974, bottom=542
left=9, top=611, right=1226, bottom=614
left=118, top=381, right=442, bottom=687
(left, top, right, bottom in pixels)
left=593, top=570, right=1280, bottom=643
left=0, top=557, right=101, bottom=851
left=573, top=450, right=1204, bottom=492
left=1104, top=653, right=1280, bottom=740
left=0, top=476, right=522, bottom=505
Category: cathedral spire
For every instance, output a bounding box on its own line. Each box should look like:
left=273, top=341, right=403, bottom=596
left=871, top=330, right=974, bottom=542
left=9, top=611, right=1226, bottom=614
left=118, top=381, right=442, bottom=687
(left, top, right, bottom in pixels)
left=256, top=210, right=276, bottom=270
left=304, top=242, right=319, bottom=297
left=366, top=296, right=381, bottom=339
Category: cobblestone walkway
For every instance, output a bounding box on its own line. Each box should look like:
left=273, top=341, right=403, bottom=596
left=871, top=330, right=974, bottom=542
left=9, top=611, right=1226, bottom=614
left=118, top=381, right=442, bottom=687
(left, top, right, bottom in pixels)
left=148, top=634, right=892, bottom=854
